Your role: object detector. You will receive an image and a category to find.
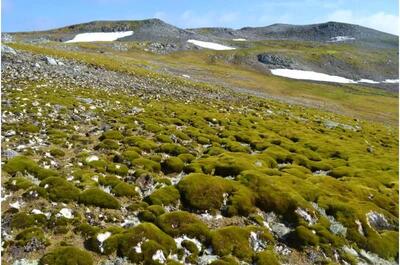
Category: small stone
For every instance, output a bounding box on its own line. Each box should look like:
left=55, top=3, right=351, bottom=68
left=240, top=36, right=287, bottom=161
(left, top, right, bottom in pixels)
left=366, top=211, right=391, bottom=230
left=2, top=149, right=18, bottom=159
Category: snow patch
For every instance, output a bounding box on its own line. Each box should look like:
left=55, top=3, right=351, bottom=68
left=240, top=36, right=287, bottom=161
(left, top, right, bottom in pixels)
left=383, top=79, right=399, bottom=83
left=357, top=79, right=379, bottom=84
left=232, top=38, right=247, bottom=41
left=187, top=39, right=235, bottom=50
left=328, top=36, right=356, bottom=42
left=271, top=69, right=356, bottom=83
left=271, top=68, right=398, bottom=85
left=65, top=31, right=133, bottom=43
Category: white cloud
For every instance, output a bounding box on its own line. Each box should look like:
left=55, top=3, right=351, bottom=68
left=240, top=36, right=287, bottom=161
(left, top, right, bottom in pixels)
left=327, top=10, right=399, bottom=35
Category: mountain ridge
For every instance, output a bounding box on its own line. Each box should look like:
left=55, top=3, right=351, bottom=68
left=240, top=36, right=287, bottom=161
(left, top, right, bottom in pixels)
left=7, top=19, right=398, bottom=45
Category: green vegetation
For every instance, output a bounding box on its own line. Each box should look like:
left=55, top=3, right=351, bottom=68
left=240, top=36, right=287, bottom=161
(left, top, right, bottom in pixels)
left=39, top=247, right=93, bottom=265
left=162, top=157, right=184, bottom=174
left=15, top=227, right=49, bottom=247
left=178, top=173, right=255, bottom=216
left=211, top=226, right=273, bottom=262
left=118, top=223, right=177, bottom=263
left=156, top=211, right=210, bottom=241
left=3, top=156, right=59, bottom=180
left=256, top=250, right=281, bottom=265
left=147, top=185, right=180, bottom=206
left=1, top=40, right=398, bottom=265
left=78, top=188, right=121, bottom=209
left=40, top=177, right=81, bottom=202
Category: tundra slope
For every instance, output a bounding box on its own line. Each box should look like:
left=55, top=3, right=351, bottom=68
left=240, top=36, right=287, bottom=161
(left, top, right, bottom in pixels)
left=1, top=41, right=399, bottom=265
left=1, top=19, right=399, bottom=265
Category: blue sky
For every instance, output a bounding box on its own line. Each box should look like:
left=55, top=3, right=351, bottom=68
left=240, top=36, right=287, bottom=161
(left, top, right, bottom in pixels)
left=2, top=0, right=399, bottom=35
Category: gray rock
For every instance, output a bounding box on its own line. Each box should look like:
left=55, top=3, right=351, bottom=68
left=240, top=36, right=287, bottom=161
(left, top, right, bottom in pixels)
left=257, top=53, right=293, bottom=68
left=45, top=56, right=58, bottom=65
left=359, top=249, right=397, bottom=265
left=2, top=150, right=18, bottom=159
left=135, top=174, right=154, bottom=192
left=100, top=257, right=133, bottom=265
left=2, top=33, right=14, bottom=43
left=312, top=202, right=347, bottom=236
left=366, top=211, right=391, bottom=231
left=329, top=218, right=347, bottom=236
left=78, top=97, right=94, bottom=104
left=4, top=130, right=16, bottom=137
left=12, top=259, right=39, bottom=265
left=23, top=237, right=45, bottom=252
left=264, top=212, right=292, bottom=238
left=323, top=120, right=358, bottom=131
left=1, top=45, right=17, bottom=55
left=295, top=207, right=317, bottom=225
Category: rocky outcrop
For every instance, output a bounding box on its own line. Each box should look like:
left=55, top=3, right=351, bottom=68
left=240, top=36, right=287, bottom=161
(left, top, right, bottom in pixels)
left=257, top=53, right=294, bottom=68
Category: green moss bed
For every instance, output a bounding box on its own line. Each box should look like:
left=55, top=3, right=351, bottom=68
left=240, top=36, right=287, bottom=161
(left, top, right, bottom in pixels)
left=1, top=81, right=398, bottom=265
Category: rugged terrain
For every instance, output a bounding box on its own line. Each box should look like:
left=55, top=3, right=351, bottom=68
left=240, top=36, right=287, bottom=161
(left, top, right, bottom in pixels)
left=1, top=19, right=399, bottom=265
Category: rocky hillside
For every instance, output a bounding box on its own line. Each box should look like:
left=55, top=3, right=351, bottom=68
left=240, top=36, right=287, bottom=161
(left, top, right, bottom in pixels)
left=1, top=38, right=399, bottom=265
left=8, top=19, right=398, bottom=47
left=192, top=21, right=398, bottom=48
left=10, top=19, right=204, bottom=43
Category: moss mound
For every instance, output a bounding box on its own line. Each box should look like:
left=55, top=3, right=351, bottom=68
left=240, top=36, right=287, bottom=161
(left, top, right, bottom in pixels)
left=178, top=173, right=255, bottom=215
left=162, top=157, right=184, bottom=174
left=256, top=250, right=281, bottom=265
left=132, top=158, right=161, bottom=172
left=4, top=156, right=59, bottom=180
left=79, top=188, right=121, bottom=209
left=15, top=227, right=48, bottom=247
left=11, top=212, right=36, bottom=229
left=40, top=177, right=81, bottom=202
left=112, top=182, right=138, bottom=198
left=39, top=246, right=93, bottom=265
left=118, top=223, right=176, bottom=263
left=156, top=211, right=210, bottom=242
left=147, top=186, right=180, bottom=206
left=287, top=225, right=319, bottom=248
left=211, top=226, right=273, bottom=262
